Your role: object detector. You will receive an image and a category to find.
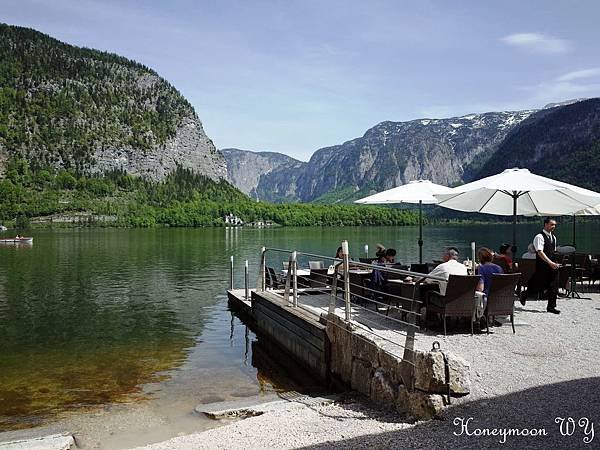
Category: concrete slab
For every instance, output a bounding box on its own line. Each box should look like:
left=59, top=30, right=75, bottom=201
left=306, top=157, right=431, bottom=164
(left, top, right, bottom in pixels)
left=195, top=393, right=337, bottom=420
left=0, top=434, right=74, bottom=450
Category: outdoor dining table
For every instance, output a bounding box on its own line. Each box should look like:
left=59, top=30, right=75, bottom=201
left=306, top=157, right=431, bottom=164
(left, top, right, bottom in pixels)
left=281, top=268, right=311, bottom=277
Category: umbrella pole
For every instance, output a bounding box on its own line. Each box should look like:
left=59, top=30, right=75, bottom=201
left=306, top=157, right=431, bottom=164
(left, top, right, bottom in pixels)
left=418, top=200, right=423, bottom=264
left=512, top=194, right=517, bottom=255
left=572, top=214, right=576, bottom=247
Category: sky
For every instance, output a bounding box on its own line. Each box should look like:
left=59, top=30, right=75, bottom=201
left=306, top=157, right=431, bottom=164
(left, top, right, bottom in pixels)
left=3, top=0, right=600, bottom=161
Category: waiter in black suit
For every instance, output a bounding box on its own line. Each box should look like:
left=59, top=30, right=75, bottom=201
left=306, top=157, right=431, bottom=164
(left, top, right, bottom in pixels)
left=520, top=217, right=561, bottom=314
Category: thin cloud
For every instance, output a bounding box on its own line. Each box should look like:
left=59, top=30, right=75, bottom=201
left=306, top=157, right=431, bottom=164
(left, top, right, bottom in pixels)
left=502, top=33, right=569, bottom=54
left=558, top=68, right=600, bottom=82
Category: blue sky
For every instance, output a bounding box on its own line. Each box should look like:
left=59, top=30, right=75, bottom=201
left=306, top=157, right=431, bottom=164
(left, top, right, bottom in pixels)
left=3, top=0, right=600, bottom=160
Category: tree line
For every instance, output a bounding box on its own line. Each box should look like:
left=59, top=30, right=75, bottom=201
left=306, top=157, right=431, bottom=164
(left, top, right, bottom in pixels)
left=0, top=159, right=419, bottom=228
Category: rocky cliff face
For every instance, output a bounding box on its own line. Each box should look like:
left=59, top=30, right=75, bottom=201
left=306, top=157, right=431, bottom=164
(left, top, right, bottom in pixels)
left=254, top=110, right=534, bottom=202
left=221, top=148, right=305, bottom=198
left=0, top=23, right=226, bottom=181
left=93, top=114, right=226, bottom=181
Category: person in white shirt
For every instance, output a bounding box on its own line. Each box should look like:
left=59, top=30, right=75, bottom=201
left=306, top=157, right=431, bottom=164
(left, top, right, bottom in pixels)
left=521, top=243, right=537, bottom=259
left=427, top=247, right=468, bottom=295
left=519, top=218, right=560, bottom=314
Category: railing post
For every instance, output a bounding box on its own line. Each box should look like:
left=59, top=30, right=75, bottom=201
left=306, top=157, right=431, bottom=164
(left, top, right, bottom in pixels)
left=244, top=259, right=249, bottom=300
left=342, top=240, right=351, bottom=322
left=230, top=255, right=234, bottom=289
left=470, top=241, right=476, bottom=275
left=259, top=247, right=266, bottom=291
left=329, top=268, right=338, bottom=315
left=292, top=251, right=298, bottom=307
left=283, top=253, right=292, bottom=303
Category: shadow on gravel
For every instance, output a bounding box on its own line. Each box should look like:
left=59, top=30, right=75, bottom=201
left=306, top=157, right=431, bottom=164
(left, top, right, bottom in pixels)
left=301, top=377, right=600, bottom=450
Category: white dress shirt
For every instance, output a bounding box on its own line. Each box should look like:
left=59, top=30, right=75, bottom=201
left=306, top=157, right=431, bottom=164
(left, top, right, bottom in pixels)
left=427, top=259, right=468, bottom=295
left=533, top=229, right=556, bottom=253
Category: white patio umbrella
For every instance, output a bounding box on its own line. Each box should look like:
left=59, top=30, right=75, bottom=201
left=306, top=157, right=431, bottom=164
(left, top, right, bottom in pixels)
left=434, top=168, right=600, bottom=252
left=569, top=205, right=600, bottom=247
left=354, top=180, right=454, bottom=263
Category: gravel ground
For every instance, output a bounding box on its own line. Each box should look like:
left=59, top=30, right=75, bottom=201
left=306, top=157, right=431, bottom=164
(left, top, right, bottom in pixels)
left=137, top=292, right=600, bottom=449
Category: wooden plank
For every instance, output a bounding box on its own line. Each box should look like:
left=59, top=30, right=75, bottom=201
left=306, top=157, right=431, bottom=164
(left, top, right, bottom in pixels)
left=254, top=315, right=326, bottom=375
left=254, top=297, right=326, bottom=340
left=253, top=292, right=326, bottom=338
left=253, top=302, right=325, bottom=352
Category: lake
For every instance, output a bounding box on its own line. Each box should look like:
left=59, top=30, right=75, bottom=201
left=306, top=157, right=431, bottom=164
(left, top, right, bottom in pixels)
left=1, top=222, right=598, bottom=438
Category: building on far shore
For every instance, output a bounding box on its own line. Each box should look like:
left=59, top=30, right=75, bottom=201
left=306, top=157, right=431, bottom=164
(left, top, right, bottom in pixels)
left=224, top=213, right=244, bottom=226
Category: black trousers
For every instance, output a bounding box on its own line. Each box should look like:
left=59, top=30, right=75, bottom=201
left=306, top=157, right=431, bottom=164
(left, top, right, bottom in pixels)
left=526, top=266, right=558, bottom=309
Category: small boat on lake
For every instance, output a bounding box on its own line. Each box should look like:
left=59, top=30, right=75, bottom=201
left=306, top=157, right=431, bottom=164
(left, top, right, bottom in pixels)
left=0, top=237, right=34, bottom=244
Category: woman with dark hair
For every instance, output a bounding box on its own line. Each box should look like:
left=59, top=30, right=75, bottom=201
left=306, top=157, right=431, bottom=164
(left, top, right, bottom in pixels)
left=494, top=243, right=514, bottom=272
left=477, top=247, right=504, bottom=296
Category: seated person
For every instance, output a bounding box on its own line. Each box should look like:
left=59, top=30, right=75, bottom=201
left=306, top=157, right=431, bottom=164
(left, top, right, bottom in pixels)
left=521, top=243, right=537, bottom=260
left=369, top=248, right=401, bottom=292
left=493, top=243, right=515, bottom=272
left=370, top=249, right=389, bottom=292
left=426, top=247, right=468, bottom=295
left=476, top=247, right=504, bottom=327
left=476, top=247, right=504, bottom=296
left=384, top=248, right=396, bottom=264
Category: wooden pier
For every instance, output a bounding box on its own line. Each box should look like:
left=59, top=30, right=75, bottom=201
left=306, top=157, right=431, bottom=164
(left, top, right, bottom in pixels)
left=228, top=288, right=330, bottom=382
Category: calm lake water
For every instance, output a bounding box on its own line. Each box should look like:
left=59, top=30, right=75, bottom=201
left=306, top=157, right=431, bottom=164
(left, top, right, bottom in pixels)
left=1, top=222, right=599, bottom=432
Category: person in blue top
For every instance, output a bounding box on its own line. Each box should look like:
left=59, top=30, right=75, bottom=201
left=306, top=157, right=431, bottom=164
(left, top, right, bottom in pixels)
left=476, top=247, right=504, bottom=296
left=477, top=247, right=504, bottom=327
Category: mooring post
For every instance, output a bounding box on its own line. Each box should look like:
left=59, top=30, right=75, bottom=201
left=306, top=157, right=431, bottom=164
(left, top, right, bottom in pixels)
left=230, top=255, right=234, bottom=289
left=342, top=240, right=351, bottom=322
left=292, top=250, right=298, bottom=307
left=244, top=260, right=249, bottom=300
left=259, top=246, right=266, bottom=291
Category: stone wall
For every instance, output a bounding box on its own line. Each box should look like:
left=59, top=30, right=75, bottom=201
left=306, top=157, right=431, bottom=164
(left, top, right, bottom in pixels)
left=326, top=314, right=470, bottom=420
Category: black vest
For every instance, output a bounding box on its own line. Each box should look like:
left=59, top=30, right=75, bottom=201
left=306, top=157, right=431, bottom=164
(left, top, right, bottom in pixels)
left=536, top=231, right=556, bottom=269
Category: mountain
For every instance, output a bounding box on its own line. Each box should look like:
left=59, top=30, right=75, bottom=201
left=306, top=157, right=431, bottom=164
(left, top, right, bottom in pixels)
left=475, top=98, right=600, bottom=190
left=221, top=148, right=305, bottom=198
left=253, top=110, right=535, bottom=202
left=233, top=99, right=600, bottom=203
left=0, top=23, right=226, bottom=181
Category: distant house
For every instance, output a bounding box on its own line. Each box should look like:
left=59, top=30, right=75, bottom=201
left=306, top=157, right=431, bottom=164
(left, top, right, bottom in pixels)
left=0, top=225, right=7, bottom=231
left=224, top=213, right=244, bottom=226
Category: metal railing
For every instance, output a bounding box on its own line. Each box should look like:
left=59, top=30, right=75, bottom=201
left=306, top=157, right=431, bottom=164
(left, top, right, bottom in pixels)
left=251, top=241, right=448, bottom=365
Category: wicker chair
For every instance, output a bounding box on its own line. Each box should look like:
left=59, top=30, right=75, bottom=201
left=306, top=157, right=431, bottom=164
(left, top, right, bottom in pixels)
left=516, top=258, right=536, bottom=292
left=591, top=255, right=600, bottom=288
left=266, top=267, right=284, bottom=289
left=410, top=263, right=429, bottom=274
left=572, top=253, right=593, bottom=286
left=484, top=273, right=521, bottom=334
left=308, top=268, right=330, bottom=289
left=426, top=275, right=481, bottom=335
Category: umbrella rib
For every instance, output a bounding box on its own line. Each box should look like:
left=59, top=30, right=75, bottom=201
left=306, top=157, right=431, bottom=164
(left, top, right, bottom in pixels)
left=478, top=190, right=498, bottom=212
left=528, top=192, right=541, bottom=215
